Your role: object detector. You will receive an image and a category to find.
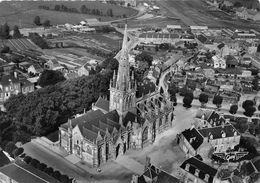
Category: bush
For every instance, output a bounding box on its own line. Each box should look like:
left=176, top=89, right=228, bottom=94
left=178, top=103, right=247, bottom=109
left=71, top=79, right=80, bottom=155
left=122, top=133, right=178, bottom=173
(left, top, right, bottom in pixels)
left=60, top=174, right=70, bottom=183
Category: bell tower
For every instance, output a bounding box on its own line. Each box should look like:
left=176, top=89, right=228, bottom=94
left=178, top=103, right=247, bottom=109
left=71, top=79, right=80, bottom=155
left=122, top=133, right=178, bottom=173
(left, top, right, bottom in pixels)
left=109, top=24, right=136, bottom=123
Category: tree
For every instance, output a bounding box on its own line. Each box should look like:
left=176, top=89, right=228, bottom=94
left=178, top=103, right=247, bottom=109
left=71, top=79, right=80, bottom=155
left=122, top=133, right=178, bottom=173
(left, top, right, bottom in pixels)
left=252, top=77, right=259, bottom=91
left=168, top=83, right=178, bottom=105
left=107, top=9, right=113, bottom=17
left=257, top=44, right=260, bottom=52
left=60, top=175, right=70, bottom=183
left=107, top=58, right=119, bottom=71
left=242, top=100, right=255, bottom=110
left=42, top=20, right=51, bottom=27
left=13, top=25, right=22, bottom=38
left=54, top=5, right=61, bottom=11
left=229, top=104, right=238, bottom=114
left=23, top=156, right=32, bottom=164
left=38, top=70, right=66, bottom=87
left=37, top=163, right=47, bottom=171
left=44, top=167, right=54, bottom=175
left=183, top=92, right=193, bottom=108
left=0, top=23, right=10, bottom=39
left=199, top=93, right=208, bottom=107
left=4, top=141, right=17, bottom=156
left=12, top=147, right=24, bottom=158
left=213, top=95, right=223, bottom=109
left=29, top=158, right=40, bottom=168
left=135, top=52, right=153, bottom=66
left=1, top=46, right=10, bottom=53
left=53, top=170, right=61, bottom=180
left=244, top=106, right=256, bottom=117
left=234, top=2, right=243, bottom=7
left=34, top=16, right=41, bottom=26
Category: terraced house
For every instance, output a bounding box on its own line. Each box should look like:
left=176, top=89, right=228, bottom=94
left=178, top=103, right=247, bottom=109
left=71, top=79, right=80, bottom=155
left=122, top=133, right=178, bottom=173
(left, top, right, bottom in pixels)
left=59, top=25, right=175, bottom=167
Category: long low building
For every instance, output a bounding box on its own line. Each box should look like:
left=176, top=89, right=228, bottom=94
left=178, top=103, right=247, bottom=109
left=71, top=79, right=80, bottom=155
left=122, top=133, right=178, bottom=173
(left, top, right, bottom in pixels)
left=139, top=33, right=180, bottom=44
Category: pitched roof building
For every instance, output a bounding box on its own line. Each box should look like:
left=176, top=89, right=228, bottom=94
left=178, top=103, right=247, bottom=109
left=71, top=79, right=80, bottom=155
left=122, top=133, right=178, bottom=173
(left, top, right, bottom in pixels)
left=59, top=25, right=174, bottom=167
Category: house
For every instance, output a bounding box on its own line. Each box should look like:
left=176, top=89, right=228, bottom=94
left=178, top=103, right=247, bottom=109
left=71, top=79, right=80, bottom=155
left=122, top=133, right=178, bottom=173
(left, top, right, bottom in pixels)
left=225, top=55, right=238, bottom=68
left=131, top=156, right=181, bottom=183
left=59, top=25, right=175, bottom=167
left=27, top=64, right=43, bottom=76
left=0, top=73, right=34, bottom=109
left=44, top=59, right=64, bottom=71
left=212, top=55, right=226, bottom=69
left=0, top=159, right=61, bottom=183
left=236, top=7, right=258, bottom=20
left=77, top=61, right=97, bottom=77
left=177, top=110, right=240, bottom=158
left=180, top=155, right=218, bottom=183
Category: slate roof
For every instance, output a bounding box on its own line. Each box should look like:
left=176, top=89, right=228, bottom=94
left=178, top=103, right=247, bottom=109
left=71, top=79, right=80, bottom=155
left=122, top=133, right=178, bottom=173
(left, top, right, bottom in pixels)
left=217, top=43, right=225, bottom=49
left=225, top=55, right=238, bottom=66
left=0, top=151, right=11, bottom=167
left=0, top=159, right=60, bottom=183
left=94, top=97, right=110, bottom=112
left=207, top=111, right=226, bottom=126
left=0, top=75, right=20, bottom=86
left=140, top=165, right=181, bottom=183
left=182, top=128, right=204, bottom=150
left=198, top=125, right=239, bottom=139
left=136, top=79, right=156, bottom=98
left=180, top=156, right=217, bottom=183
left=61, top=109, right=136, bottom=142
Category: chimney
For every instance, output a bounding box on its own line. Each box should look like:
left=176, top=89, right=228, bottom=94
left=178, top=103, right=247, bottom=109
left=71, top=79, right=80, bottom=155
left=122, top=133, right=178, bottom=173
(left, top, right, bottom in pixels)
left=185, top=163, right=190, bottom=171
left=204, top=174, right=210, bottom=182
left=195, top=169, right=200, bottom=177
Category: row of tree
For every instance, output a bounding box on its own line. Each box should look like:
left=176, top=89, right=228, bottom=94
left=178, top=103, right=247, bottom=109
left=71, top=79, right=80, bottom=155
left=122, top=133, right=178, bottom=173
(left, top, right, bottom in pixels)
left=38, top=4, right=122, bottom=18
left=28, top=33, right=49, bottom=49
left=23, top=155, right=72, bottom=183
left=0, top=23, right=22, bottom=39
left=34, top=16, right=51, bottom=27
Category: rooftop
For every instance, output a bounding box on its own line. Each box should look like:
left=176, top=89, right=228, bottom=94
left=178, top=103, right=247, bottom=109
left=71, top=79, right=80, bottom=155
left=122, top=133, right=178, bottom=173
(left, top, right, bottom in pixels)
left=182, top=128, right=204, bottom=150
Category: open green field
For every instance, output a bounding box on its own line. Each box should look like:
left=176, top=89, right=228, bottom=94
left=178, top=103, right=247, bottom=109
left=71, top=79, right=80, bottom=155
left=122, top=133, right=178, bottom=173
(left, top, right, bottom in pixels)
left=156, top=0, right=260, bottom=30
left=0, top=1, right=137, bottom=28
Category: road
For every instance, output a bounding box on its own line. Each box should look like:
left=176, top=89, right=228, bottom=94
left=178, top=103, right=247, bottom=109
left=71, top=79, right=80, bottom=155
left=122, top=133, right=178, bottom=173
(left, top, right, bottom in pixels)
left=22, top=142, right=92, bottom=182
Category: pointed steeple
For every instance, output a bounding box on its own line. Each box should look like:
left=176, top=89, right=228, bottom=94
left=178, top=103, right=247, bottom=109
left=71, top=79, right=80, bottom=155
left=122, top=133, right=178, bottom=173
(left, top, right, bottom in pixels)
left=116, top=24, right=130, bottom=91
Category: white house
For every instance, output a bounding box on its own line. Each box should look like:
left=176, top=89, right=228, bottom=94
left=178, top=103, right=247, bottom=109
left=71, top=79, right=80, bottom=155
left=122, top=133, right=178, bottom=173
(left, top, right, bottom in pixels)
left=212, top=55, right=226, bottom=69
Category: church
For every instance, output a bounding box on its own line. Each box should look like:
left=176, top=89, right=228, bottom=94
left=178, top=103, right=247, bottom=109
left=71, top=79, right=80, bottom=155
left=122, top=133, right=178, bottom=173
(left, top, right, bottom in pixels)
left=59, top=25, right=174, bottom=167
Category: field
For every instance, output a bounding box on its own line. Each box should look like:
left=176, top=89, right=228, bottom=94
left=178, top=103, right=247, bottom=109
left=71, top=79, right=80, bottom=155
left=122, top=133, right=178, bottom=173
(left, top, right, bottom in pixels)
left=0, top=1, right=137, bottom=28
left=156, top=0, right=260, bottom=30
left=0, top=38, right=40, bottom=52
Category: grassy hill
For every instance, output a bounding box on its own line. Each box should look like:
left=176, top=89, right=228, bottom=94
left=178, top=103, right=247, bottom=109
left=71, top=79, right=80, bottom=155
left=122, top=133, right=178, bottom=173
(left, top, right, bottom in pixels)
left=0, top=1, right=137, bottom=28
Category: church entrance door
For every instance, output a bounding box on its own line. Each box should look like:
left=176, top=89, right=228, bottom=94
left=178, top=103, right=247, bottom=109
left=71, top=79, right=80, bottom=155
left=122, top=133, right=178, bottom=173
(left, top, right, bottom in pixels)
left=116, top=144, right=121, bottom=158
left=105, top=143, right=109, bottom=161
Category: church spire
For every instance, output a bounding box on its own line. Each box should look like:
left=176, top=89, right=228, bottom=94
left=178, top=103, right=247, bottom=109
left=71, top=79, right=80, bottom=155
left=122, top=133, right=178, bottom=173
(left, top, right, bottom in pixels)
left=116, top=24, right=130, bottom=91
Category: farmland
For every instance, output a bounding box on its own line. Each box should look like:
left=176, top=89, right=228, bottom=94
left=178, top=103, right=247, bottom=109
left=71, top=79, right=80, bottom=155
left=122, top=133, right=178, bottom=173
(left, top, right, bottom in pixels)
left=0, top=1, right=137, bottom=28
left=0, top=38, right=40, bottom=52
left=156, top=0, right=260, bottom=30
